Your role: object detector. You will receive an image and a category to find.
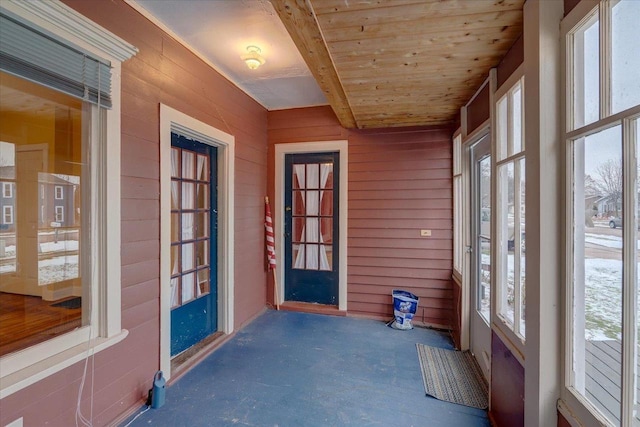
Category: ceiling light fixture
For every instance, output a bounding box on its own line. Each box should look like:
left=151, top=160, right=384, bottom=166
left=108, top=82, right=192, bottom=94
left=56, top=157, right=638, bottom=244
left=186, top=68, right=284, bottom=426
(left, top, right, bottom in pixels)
left=242, top=45, right=265, bottom=70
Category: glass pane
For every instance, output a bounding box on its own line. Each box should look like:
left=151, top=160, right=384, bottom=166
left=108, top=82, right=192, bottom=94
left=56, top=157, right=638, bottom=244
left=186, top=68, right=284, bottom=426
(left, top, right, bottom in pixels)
left=196, top=184, right=209, bottom=209
left=321, top=163, right=333, bottom=189
left=320, top=245, right=331, bottom=271
left=573, top=125, right=622, bottom=425
left=321, top=245, right=333, bottom=271
left=306, top=190, right=319, bottom=216
left=0, top=72, right=87, bottom=356
left=182, top=182, right=194, bottom=209
left=197, top=154, right=208, bottom=181
left=306, top=244, right=319, bottom=270
left=454, top=176, right=462, bottom=272
left=197, top=269, right=209, bottom=296
left=171, top=213, right=180, bottom=243
left=293, top=218, right=305, bottom=243
left=182, top=151, right=195, bottom=179
left=512, top=85, right=523, bottom=154
left=293, top=191, right=305, bottom=216
left=182, top=243, right=195, bottom=271
left=293, top=164, right=305, bottom=190
left=171, top=148, right=180, bottom=178
left=292, top=244, right=304, bottom=269
left=517, top=159, right=526, bottom=338
left=611, top=0, right=640, bottom=114
left=321, top=218, right=333, bottom=244
left=500, top=162, right=515, bottom=327
left=182, top=213, right=194, bottom=240
left=306, top=218, right=319, bottom=243
left=478, top=154, right=491, bottom=323
left=171, top=245, right=179, bottom=275
left=182, top=272, right=195, bottom=303
left=573, top=13, right=599, bottom=129
left=195, top=213, right=208, bottom=239
left=196, top=241, right=208, bottom=268
left=171, top=181, right=179, bottom=210
left=479, top=237, right=491, bottom=322
left=320, top=191, right=333, bottom=216
left=170, top=277, right=179, bottom=308
left=497, top=95, right=508, bottom=160
left=307, top=164, right=319, bottom=189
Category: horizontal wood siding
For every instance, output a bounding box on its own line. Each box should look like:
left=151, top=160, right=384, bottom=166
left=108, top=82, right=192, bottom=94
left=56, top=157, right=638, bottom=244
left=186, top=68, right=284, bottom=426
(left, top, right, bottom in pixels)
left=268, top=106, right=454, bottom=328
left=0, top=1, right=268, bottom=425
left=348, top=128, right=453, bottom=327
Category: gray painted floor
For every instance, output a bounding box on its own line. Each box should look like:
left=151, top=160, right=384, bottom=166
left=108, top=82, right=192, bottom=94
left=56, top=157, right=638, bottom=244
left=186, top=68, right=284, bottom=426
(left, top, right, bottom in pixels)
left=123, top=310, right=489, bottom=426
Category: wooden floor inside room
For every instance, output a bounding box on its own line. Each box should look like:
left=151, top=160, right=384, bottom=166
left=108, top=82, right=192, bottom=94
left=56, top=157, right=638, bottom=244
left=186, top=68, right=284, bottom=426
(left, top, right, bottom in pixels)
left=0, top=292, right=81, bottom=357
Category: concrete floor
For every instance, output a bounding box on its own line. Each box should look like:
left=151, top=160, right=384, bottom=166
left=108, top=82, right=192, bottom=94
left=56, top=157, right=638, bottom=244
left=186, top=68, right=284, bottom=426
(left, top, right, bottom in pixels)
left=123, top=310, right=490, bottom=426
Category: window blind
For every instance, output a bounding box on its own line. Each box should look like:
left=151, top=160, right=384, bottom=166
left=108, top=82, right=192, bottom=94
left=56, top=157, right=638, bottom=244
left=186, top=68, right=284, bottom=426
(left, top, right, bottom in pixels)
left=0, top=12, right=112, bottom=108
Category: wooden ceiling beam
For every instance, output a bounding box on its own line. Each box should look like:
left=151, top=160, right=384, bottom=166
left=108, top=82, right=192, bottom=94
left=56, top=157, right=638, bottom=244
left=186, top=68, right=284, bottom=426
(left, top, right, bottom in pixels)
left=270, top=0, right=357, bottom=129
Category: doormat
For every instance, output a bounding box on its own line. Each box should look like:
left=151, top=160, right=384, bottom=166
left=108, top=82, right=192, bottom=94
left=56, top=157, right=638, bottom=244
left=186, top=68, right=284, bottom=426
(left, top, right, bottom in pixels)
left=415, top=343, right=488, bottom=409
left=51, top=297, right=81, bottom=310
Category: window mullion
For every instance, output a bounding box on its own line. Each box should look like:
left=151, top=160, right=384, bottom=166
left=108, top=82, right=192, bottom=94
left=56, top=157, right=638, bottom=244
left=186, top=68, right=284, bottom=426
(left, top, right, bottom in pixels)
left=621, top=116, right=638, bottom=427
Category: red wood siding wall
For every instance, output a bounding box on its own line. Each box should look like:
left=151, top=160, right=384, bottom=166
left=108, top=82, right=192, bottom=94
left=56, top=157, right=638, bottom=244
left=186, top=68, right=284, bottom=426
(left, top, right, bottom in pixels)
left=268, top=107, right=454, bottom=327
left=0, top=1, right=268, bottom=425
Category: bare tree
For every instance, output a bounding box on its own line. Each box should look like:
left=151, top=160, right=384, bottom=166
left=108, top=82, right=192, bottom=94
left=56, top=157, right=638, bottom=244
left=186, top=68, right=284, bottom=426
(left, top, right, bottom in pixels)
left=594, top=159, right=623, bottom=217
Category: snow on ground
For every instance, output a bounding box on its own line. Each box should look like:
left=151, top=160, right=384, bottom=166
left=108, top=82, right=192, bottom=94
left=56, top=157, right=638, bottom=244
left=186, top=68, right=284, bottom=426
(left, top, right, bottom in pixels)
left=583, top=258, right=625, bottom=341
left=585, top=233, right=640, bottom=250
left=38, top=255, right=79, bottom=285
left=481, top=248, right=634, bottom=341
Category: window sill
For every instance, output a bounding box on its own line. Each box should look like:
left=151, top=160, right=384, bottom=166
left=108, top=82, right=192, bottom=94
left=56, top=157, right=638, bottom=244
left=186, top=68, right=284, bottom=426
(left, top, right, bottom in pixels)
left=558, top=396, right=613, bottom=427
left=0, top=329, right=128, bottom=399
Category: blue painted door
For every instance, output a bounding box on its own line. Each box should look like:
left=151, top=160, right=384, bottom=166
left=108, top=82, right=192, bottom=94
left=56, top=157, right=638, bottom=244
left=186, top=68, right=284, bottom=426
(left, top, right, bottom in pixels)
left=284, top=152, right=339, bottom=305
left=170, top=133, right=217, bottom=356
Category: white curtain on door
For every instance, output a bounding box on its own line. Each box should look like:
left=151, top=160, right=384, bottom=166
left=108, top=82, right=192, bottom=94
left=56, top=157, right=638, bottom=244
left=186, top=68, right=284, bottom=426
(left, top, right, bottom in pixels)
left=304, top=165, right=319, bottom=269
left=197, top=154, right=206, bottom=181
left=318, top=164, right=331, bottom=270
left=293, top=164, right=306, bottom=269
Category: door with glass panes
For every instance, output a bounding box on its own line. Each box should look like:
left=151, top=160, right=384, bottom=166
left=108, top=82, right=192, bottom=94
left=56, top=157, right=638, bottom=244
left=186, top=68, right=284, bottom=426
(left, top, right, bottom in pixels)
left=170, top=133, right=217, bottom=356
left=284, top=152, right=339, bottom=305
left=470, top=135, right=492, bottom=380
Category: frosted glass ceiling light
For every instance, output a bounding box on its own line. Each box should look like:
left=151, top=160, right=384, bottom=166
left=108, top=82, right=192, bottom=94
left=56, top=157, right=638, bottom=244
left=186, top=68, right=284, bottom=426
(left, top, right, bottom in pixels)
left=242, top=45, right=265, bottom=70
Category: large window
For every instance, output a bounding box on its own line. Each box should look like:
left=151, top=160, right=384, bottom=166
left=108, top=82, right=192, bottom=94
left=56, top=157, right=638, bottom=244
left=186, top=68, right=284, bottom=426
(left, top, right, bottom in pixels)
left=565, top=1, right=640, bottom=425
left=0, top=72, right=84, bottom=356
left=0, top=0, right=135, bottom=398
left=496, top=77, right=526, bottom=340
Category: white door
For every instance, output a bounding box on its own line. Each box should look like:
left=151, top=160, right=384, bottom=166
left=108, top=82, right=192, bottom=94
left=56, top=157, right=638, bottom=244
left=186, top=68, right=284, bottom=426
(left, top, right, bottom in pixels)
left=470, top=135, right=491, bottom=380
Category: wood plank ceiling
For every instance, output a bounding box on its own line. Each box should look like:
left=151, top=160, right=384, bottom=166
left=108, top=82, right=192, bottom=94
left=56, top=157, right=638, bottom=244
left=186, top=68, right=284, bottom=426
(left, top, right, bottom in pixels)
left=270, top=0, right=524, bottom=129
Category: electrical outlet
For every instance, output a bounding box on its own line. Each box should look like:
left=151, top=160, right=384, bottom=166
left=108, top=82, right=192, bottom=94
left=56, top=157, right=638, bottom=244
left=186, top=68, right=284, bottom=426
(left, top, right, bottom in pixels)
left=420, top=229, right=431, bottom=237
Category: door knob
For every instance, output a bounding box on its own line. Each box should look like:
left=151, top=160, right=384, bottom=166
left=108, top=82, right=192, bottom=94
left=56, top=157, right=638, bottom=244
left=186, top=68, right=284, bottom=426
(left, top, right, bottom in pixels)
left=285, top=206, right=292, bottom=212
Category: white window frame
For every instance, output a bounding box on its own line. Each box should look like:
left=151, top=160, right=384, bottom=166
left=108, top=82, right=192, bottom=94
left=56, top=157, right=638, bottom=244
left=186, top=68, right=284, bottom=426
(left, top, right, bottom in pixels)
left=3, top=205, right=13, bottom=224
left=54, top=185, right=63, bottom=200
left=561, top=1, right=640, bottom=426
left=2, top=182, right=12, bottom=198
left=494, top=72, right=527, bottom=351
left=0, top=0, right=136, bottom=399
left=54, top=205, right=64, bottom=222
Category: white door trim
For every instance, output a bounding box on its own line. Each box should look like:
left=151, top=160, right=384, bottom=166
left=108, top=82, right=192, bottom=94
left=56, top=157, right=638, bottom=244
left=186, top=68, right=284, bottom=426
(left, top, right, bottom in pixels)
left=274, top=141, right=348, bottom=311
left=159, top=104, right=235, bottom=379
